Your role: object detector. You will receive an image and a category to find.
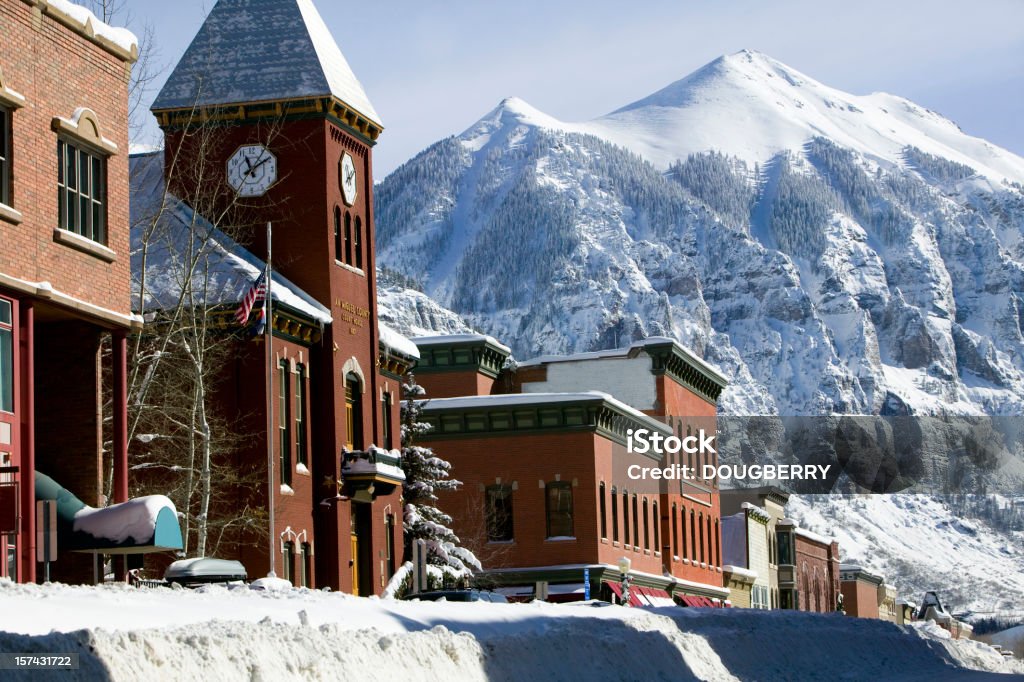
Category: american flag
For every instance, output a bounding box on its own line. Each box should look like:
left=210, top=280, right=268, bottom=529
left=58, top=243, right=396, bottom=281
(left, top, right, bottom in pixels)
left=234, top=272, right=267, bottom=325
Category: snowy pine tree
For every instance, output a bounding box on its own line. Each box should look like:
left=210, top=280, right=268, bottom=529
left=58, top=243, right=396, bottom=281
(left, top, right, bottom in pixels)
left=400, top=373, right=481, bottom=575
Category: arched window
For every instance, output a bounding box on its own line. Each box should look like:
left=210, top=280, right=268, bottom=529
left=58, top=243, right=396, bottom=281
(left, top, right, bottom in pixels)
left=354, top=216, right=363, bottom=270
left=714, top=519, right=720, bottom=567
left=599, top=482, right=607, bottom=540
left=344, top=211, right=352, bottom=265
left=345, top=372, right=363, bottom=450
left=333, top=206, right=342, bottom=262
left=611, top=486, right=619, bottom=543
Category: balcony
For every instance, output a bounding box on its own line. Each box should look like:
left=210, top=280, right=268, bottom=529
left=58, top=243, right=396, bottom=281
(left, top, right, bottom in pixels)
left=341, top=446, right=405, bottom=500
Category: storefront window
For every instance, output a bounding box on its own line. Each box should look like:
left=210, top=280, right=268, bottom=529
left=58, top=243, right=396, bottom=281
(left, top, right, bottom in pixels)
left=0, top=300, right=12, bottom=413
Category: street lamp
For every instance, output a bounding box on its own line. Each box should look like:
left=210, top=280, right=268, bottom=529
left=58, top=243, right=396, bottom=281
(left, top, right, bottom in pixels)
left=618, top=556, right=632, bottom=607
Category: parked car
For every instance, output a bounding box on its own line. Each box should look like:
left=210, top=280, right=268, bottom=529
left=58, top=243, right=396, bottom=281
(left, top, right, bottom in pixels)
left=164, top=558, right=247, bottom=587
left=402, top=590, right=508, bottom=603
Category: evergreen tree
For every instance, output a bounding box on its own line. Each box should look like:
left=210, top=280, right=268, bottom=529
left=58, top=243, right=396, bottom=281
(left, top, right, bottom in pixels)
left=400, top=373, right=481, bottom=575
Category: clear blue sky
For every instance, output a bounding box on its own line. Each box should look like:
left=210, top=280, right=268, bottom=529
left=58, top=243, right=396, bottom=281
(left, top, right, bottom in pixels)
left=123, top=0, right=1024, bottom=179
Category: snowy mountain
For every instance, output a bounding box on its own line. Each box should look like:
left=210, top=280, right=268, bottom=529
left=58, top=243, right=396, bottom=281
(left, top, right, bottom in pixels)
left=375, top=49, right=1024, bottom=420
left=373, top=49, right=1024, bottom=613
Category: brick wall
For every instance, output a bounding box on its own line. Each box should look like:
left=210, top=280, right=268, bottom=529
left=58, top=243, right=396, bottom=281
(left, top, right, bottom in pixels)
left=0, top=1, right=131, bottom=314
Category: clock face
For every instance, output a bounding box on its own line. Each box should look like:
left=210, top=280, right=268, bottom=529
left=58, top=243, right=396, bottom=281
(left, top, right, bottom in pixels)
left=340, top=153, right=357, bottom=206
left=227, top=144, right=278, bottom=197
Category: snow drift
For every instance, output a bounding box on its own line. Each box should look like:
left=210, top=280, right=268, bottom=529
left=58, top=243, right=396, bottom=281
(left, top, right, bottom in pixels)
left=0, top=580, right=1019, bottom=681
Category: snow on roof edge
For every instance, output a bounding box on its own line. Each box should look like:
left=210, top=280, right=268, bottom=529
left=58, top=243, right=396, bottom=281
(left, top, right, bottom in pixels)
left=46, top=0, right=139, bottom=59
left=419, top=391, right=672, bottom=433
left=517, top=336, right=727, bottom=385
left=379, top=322, right=419, bottom=360
left=413, top=333, right=512, bottom=354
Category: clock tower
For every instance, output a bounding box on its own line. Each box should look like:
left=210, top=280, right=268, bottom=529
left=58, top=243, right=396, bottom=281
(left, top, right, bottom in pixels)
left=151, top=0, right=408, bottom=594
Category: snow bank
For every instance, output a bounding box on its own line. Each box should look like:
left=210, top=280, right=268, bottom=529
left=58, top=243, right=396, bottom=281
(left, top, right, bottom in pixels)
left=72, top=495, right=176, bottom=544
left=0, top=580, right=1019, bottom=681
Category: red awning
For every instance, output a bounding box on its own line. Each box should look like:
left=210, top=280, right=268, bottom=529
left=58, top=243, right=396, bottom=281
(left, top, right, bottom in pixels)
left=680, top=595, right=716, bottom=608
left=606, top=581, right=645, bottom=607
left=635, top=586, right=676, bottom=607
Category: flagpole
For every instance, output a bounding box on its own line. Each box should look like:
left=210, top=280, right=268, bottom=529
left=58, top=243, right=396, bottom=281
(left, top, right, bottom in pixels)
left=265, top=221, right=276, bottom=578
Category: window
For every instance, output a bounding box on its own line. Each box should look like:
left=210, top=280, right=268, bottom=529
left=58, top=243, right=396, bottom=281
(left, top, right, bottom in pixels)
left=282, top=541, right=295, bottom=584
left=0, top=300, right=11, bottom=413
left=345, top=373, right=363, bottom=450
left=699, top=513, right=706, bottom=563
left=714, top=519, right=720, bottom=567
left=353, top=216, right=363, bottom=270
left=278, top=360, right=292, bottom=486
left=294, top=364, right=306, bottom=467
left=0, top=107, right=9, bottom=207
left=671, top=504, right=678, bottom=556
left=57, top=139, right=106, bottom=244
left=344, top=212, right=352, bottom=265
left=300, top=542, right=312, bottom=588
left=599, top=482, right=607, bottom=539
left=689, top=510, right=696, bottom=560
left=653, top=501, right=660, bottom=552
left=384, top=515, right=395, bottom=579
left=642, top=498, right=649, bottom=550
left=680, top=506, right=688, bottom=559
left=381, top=391, right=393, bottom=450
left=545, top=482, right=573, bottom=538
left=334, top=207, right=343, bottom=262
left=707, top=516, right=713, bottom=565
left=610, top=487, right=618, bottom=542
left=486, top=485, right=514, bottom=541
left=618, top=489, right=626, bottom=540
left=631, top=495, right=639, bottom=549
left=777, top=532, right=792, bottom=565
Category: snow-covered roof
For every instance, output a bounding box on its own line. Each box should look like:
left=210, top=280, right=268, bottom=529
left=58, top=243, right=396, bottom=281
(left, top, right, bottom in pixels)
left=413, top=333, right=512, bottom=354
left=46, top=0, right=139, bottom=60
left=419, top=391, right=671, bottom=433
left=151, top=0, right=382, bottom=129
left=790, top=525, right=835, bottom=547
left=379, top=322, right=419, bottom=360
left=73, top=495, right=177, bottom=545
left=721, top=565, right=758, bottom=580
left=130, top=153, right=332, bottom=324
left=519, top=336, right=727, bottom=385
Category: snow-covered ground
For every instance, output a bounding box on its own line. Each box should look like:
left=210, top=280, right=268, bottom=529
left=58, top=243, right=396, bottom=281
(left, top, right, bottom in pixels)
left=0, top=579, right=1019, bottom=681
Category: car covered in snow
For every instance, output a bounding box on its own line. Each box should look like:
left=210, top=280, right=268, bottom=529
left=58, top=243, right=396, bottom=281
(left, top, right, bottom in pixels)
left=402, top=590, right=508, bottom=603
left=164, top=558, right=247, bottom=587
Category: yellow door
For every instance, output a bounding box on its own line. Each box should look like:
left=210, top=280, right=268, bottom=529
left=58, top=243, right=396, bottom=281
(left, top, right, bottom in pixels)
left=350, top=531, right=359, bottom=595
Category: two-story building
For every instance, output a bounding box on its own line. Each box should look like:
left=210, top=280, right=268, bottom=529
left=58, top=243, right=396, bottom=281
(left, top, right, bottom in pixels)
left=413, top=335, right=731, bottom=604
left=0, top=0, right=144, bottom=583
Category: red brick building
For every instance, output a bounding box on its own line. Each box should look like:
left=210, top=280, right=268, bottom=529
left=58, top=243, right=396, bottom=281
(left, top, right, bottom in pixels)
left=0, top=0, right=141, bottom=583
left=414, top=335, right=731, bottom=603
left=143, top=0, right=413, bottom=594
left=776, top=519, right=841, bottom=613
left=839, top=564, right=883, bottom=619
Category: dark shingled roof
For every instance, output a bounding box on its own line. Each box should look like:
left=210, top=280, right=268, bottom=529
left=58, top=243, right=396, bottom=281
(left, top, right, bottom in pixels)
left=151, top=0, right=381, bottom=127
